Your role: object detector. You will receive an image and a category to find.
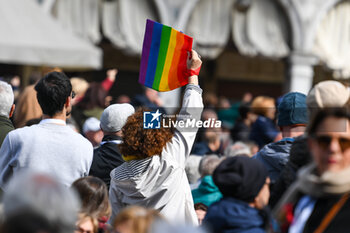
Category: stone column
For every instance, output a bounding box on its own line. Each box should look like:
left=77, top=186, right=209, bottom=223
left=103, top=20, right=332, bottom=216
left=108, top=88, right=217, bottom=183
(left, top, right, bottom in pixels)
left=286, top=52, right=318, bottom=94
left=277, top=0, right=340, bottom=93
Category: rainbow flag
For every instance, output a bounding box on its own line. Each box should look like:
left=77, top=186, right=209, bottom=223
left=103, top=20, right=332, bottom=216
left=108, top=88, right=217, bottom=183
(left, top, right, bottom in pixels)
left=139, top=19, right=193, bottom=92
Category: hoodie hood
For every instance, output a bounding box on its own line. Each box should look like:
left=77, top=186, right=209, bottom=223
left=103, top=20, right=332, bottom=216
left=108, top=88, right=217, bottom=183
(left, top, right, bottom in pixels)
left=111, top=156, right=173, bottom=202
left=110, top=154, right=192, bottom=209
left=192, top=175, right=223, bottom=206
left=255, top=138, right=294, bottom=182
left=204, top=197, right=266, bottom=233
left=197, top=175, right=221, bottom=193
left=109, top=154, right=198, bottom=224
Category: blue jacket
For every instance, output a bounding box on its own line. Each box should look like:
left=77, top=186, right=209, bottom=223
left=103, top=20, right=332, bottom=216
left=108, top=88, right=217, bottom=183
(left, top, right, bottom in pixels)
left=249, top=116, right=279, bottom=149
left=254, top=138, right=294, bottom=183
left=204, top=197, right=266, bottom=233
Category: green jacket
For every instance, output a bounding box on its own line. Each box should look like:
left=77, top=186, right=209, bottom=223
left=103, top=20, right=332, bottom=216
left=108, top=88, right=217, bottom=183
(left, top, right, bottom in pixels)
left=0, top=115, right=14, bottom=147
left=192, top=175, right=223, bottom=207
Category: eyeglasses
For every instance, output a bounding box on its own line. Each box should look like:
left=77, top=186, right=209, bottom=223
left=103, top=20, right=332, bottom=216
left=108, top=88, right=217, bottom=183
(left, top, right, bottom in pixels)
left=71, top=91, right=76, bottom=99
left=313, top=135, right=350, bottom=151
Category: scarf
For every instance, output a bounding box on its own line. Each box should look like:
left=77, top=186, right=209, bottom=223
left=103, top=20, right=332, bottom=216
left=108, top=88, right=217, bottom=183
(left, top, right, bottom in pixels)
left=297, top=163, right=350, bottom=198
left=122, top=155, right=141, bottom=161
left=273, top=163, right=350, bottom=217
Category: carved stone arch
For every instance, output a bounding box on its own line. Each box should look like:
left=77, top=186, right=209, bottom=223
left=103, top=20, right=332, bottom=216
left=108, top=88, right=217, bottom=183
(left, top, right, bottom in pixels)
left=313, top=0, right=350, bottom=78
left=271, top=0, right=293, bottom=49
left=232, top=0, right=290, bottom=58
left=276, top=0, right=341, bottom=51
left=304, top=0, right=342, bottom=51
left=102, top=0, right=160, bottom=55
left=186, top=0, right=236, bottom=59
left=275, top=0, right=302, bottom=50
left=153, top=0, right=199, bottom=29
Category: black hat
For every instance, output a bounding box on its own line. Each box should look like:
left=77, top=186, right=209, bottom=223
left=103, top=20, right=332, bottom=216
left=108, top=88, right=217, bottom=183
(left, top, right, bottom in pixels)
left=213, top=155, right=268, bottom=202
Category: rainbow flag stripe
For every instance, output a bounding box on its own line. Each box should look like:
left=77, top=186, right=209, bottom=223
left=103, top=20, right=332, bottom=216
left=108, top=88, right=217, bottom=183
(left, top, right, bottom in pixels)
left=139, top=19, right=193, bottom=92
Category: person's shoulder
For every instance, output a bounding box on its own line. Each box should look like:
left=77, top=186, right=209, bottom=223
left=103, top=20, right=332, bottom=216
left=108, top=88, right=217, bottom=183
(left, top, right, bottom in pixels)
left=110, top=162, right=129, bottom=181
left=270, top=138, right=294, bottom=152
left=255, top=142, right=272, bottom=156
left=63, top=127, right=93, bottom=147
left=2, top=126, right=40, bottom=147
left=93, top=146, right=101, bottom=154
left=251, top=116, right=265, bottom=128
left=258, top=140, right=288, bottom=157
left=7, top=125, right=37, bottom=136
left=256, top=116, right=266, bottom=122
left=75, top=133, right=93, bottom=146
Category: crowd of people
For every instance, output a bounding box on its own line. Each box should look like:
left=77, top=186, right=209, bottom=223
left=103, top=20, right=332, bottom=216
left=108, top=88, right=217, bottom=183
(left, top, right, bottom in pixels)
left=1, top=49, right=350, bottom=233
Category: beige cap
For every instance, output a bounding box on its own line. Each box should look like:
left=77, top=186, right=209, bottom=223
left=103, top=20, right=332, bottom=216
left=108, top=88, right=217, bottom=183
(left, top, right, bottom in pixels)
left=307, top=80, right=350, bottom=108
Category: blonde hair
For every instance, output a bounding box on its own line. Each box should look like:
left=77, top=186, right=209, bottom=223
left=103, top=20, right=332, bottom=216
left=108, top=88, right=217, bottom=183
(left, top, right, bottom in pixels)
left=71, top=77, right=89, bottom=96
left=251, top=96, right=275, bottom=117
left=113, top=206, right=163, bottom=233
left=43, top=67, right=63, bottom=75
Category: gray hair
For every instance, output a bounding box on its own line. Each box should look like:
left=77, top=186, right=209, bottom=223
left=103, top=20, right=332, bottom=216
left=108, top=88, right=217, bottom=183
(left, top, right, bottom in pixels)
left=198, top=155, right=222, bottom=177
left=225, top=141, right=251, bottom=157
left=185, top=155, right=202, bottom=184
left=0, top=81, right=14, bottom=117
left=2, top=171, right=81, bottom=233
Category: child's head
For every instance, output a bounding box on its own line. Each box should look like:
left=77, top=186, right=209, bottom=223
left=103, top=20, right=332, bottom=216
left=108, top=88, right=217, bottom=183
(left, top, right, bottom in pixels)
left=72, top=176, right=111, bottom=220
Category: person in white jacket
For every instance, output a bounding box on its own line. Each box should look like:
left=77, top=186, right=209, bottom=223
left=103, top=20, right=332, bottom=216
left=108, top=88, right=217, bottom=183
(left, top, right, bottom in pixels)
left=109, top=50, right=203, bottom=225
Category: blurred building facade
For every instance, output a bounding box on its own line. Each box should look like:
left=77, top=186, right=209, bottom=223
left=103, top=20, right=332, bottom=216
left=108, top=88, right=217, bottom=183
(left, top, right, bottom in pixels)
left=2, top=0, right=350, bottom=100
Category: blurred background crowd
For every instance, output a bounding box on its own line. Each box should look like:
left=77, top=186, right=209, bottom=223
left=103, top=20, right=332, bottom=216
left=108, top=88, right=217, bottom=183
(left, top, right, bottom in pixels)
left=1, top=0, right=350, bottom=233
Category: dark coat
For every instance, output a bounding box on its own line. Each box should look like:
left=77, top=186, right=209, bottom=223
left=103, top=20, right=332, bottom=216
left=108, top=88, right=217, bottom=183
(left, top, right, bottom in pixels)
left=302, top=196, right=350, bottom=233
left=230, top=120, right=250, bottom=142
left=89, top=135, right=124, bottom=189
left=204, top=197, right=266, bottom=233
left=0, top=115, right=14, bottom=147
left=269, top=136, right=312, bottom=208
left=249, top=116, right=279, bottom=149
left=273, top=163, right=350, bottom=233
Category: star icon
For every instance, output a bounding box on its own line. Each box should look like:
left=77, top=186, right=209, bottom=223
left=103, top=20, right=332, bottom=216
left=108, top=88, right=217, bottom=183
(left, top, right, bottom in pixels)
left=151, top=109, right=162, bottom=122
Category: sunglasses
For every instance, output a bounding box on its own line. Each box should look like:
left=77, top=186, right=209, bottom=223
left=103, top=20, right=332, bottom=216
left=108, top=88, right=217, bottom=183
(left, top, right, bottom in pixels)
left=313, top=135, right=350, bottom=151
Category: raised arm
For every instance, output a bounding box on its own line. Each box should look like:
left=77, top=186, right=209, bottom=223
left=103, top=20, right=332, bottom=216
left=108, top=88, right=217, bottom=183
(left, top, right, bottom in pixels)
left=187, top=50, right=201, bottom=86
left=165, top=50, right=204, bottom=166
left=101, top=69, right=117, bottom=92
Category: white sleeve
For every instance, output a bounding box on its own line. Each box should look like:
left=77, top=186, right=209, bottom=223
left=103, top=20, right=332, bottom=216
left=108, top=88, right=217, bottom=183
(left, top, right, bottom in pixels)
left=0, top=133, right=15, bottom=191
left=164, top=84, right=203, bottom=167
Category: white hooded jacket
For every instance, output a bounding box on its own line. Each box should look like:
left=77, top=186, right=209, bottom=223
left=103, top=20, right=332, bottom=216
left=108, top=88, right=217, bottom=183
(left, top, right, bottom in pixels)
left=109, top=84, right=203, bottom=225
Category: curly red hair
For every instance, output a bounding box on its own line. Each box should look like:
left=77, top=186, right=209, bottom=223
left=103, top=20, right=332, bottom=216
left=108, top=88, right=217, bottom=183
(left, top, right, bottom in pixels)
left=119, top=108, right=174, bottom=158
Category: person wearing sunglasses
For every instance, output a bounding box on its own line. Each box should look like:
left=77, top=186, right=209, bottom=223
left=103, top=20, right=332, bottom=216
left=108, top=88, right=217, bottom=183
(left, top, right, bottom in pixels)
left=274, top=108, right=350, bottom=233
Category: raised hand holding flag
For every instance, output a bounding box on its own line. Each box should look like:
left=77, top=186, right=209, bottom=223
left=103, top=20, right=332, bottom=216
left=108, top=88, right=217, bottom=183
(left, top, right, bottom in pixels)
left=139, top=19, right=200, bottom=92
